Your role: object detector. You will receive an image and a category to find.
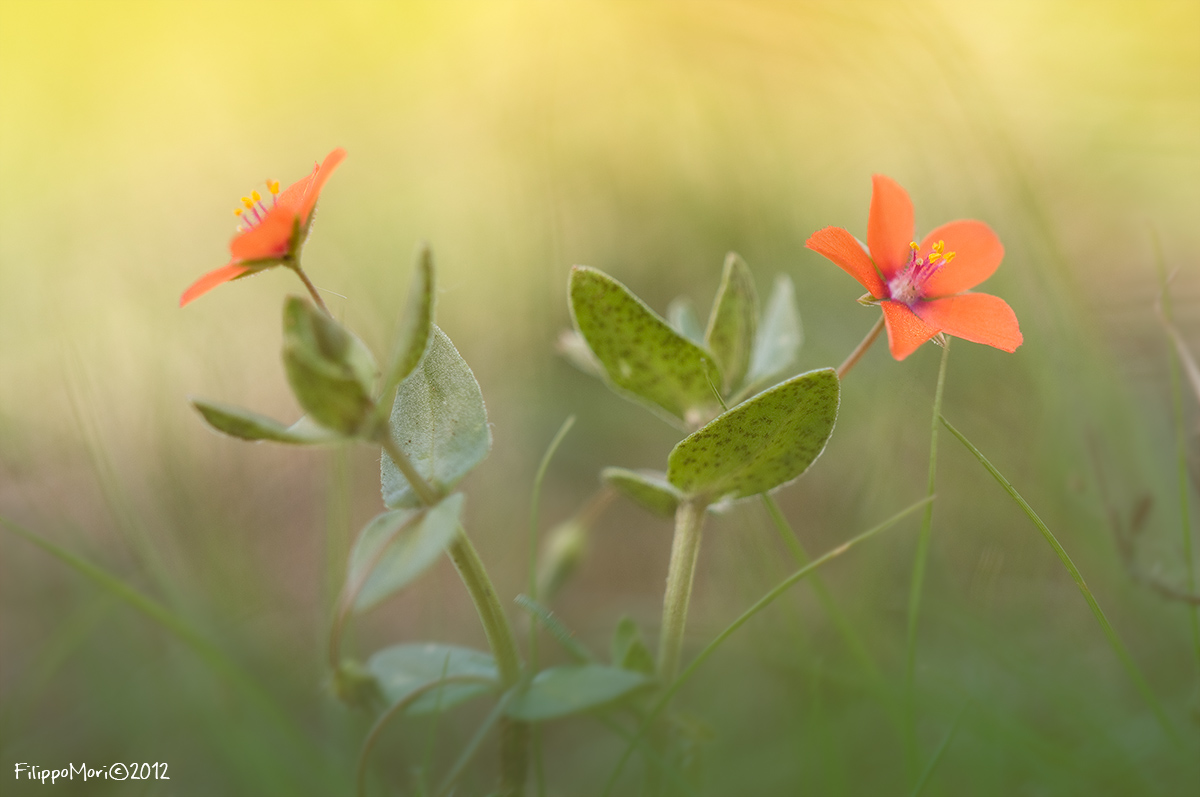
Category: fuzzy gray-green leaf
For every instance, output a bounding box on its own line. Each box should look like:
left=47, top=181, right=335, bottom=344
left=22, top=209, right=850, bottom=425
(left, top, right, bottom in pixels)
left=705, top=253, right=758, bottom=393
left=191, top=399, right=342, bottom=444
left=281, top=297, right=378, bottom=436
left=667, top=296, right=705, bottom=344
left=505, top=664, right=653, bottom=721
left=369, top=244, right=436, bottom=433
left=381, top=327, right=491, bottom=508
left=746, top=275, right=803, bottom=389
left=601, top=467, right=681, bottom=519
left=667, top=368, right=839, bottom=500
left=569, top=266, right=720, bottom=426
left=368, top=643, right=498, bottom=715
left=348, top=493, right=464, bottom=612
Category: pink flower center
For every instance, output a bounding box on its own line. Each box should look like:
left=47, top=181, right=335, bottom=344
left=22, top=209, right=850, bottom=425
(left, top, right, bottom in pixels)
left=233, top=180, right=280, bottom=233
left=887, top=240, right=955, bottom=306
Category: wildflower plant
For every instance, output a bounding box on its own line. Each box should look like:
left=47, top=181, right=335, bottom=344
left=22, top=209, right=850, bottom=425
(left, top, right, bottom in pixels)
left=169, top=155, right=1181, bottom=795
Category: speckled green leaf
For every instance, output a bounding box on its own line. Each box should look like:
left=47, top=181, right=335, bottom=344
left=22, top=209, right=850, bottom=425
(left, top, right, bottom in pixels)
left=611, top=616, right=655, bottom=675
left=191, top=399, right=343, bottom=444
left=368, top=243, right=436, bottom=434
left=368, top=643, right=498, bottom=715
left=569, top=266, right=720, bottom=426
left=705, top=253, right=758, bottom=393
left=505, top=664, right=653, bottom=721
left=745, top=275, right=803, bottom=389
left=667, top=368, right=839, bottom=500
left=282, top=297, right=378, bottom=436
left=348, top=493, right=464, bottom=612
left=381, top=327, right=491, bottom=508
left=667, top=296, right=705, bottom=344
left=601, top=467, right=681, bottom=519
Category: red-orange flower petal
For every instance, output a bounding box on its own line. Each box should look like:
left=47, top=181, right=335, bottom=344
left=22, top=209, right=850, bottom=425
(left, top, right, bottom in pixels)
left=806, top=226, right=885, bottom=298
left=881, top=300, right=939, bottom=361
left=867, top=175, right=914, bottom=280
left=919, top=220, right=1004, bottom=298
left=229, top=209, right=295, bottom=261
left=913, top=293, right=1022, bottom=352
left=297, top=147, right=347, bottom=223
left=180, top=263, right=251, bottom=307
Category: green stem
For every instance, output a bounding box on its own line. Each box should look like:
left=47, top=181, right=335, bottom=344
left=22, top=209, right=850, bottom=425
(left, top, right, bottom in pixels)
left=837, top=315, right=886, bottom=379
left=290, top=261, right=331, bottom=314
left=941, top=414, right=1180, bottom=745
left=1152, top=233, right=1200, bottom=680
left=905, top=339, right=951, bottom=749
left=378, top=434, right=441, bottom=507
left=601, top=496, right=932, bottom=797
left=658, top=499, right=708, bottom=684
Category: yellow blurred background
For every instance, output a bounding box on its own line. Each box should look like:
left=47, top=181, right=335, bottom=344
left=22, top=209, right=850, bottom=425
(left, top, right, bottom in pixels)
left=2, top=2, right=1197, bottom=794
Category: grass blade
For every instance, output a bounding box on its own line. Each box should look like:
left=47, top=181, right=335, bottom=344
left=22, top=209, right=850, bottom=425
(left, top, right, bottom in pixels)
left=940, top=415, right=1180, bottom=744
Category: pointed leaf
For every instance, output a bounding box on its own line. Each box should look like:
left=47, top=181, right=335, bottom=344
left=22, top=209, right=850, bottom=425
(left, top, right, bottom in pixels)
left=611, top=616, right=655, bottom=675
left=704, top=253, right=758, bottom=393
left=516, top=594, right=596, bottom=663
left=667, top=368, right=839, bottom=501
left=601, top=467, right=681, bottom=519
left=505, top=664, right=653, bottom=721
left=348, top=493, right=465, bottom=612
left=367, top=643, right=499, bottom=715
left=369, top=244, right=436, bottom=433
left=282, top=297, right=377, bottom=435
left=569, top=266, right=720, bottom=426
left=746, top=275, right=803, bottom=389
left=381, top=327, right=491, bottom=508
left=191, top=399, right=343, bottom=444
left=667, top=296, right=705, bottom=344
left=556, top=329, right=605, bottom=378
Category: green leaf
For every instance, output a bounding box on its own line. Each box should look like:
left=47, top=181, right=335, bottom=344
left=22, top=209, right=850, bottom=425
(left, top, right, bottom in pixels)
left=190, top=399, right=342, bottom=444
left=704, top=252, right=758, bottom=393
left=611, top=616, right=655, bottom=675
left=556, top=329, right=605, bottom=378
left=601, top=467, right=681, bottom=519
left=381, top=326, right=492, bottom=508
left=367, top=643, right=498, bottom=715
left=666, top=296, right=705, bottom=344
left=569, top=266, right=720, bottom=427
left=281, top=297, right=378, bottom=436
left=348, top=493, right=465, bottom=612
left=667, top=368, right=839, bottom=501
left=515, top=594, right=596, bottom=663
left=505, top=664, right=653, bottom=721
left=369, top=243, right=436, bottom=434
left=746, top=275, right=803, bottom=389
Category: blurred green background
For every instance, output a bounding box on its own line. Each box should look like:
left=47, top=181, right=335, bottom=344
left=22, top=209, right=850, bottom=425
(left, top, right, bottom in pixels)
left=2, top=1, right=1198, bottom=794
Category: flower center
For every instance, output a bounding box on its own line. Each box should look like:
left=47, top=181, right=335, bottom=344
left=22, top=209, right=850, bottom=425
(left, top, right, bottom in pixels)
left=887, top=240, right=955, bottom=305
left=233, top=179, right=280, bottom=232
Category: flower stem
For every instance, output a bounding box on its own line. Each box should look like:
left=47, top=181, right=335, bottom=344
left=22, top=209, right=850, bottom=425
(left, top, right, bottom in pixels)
left=904, top=338, right=950, bottom=757
left=837, top=315, right=886, bottom=379
left=378, top=433, right=441, bottom=507
left=290, top=262, right=331, bottom=315
left=658, top=499, right=708, bottom=684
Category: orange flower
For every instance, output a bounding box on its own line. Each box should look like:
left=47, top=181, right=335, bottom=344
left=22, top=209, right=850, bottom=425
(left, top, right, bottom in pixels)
left=180, top=148, right=347, bottom=307
left=806, top=175, right=1022, bottom=360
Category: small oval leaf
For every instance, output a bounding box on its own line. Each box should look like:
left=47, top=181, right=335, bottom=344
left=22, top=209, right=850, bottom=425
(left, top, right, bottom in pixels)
left=367, top=643, right=499, bottom=715
left=745, top=275, right=803, bottom=390
left=569, top=266, right=720, bottom=427
left=282, top=297, right=378, bottom=435
left=348, top=493, right=465, bottom=612
left=704, top=253, right=758, bottom=393
left=601, top=467, right=681, bottom=519
left=191, top=399, right=342, bottom=444
left=667, top=368, right=839, bottom=501
left=381, top=327, right=491, bottom=508
left=504, top=664, right=653, bottom=721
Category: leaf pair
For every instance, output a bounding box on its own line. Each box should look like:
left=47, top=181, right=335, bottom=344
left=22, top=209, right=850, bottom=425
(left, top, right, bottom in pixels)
left=366, top=643, right=652, bottom=722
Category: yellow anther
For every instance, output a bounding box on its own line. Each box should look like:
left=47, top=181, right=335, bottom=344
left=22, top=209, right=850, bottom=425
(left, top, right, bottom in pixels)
left=267, top=179, right=280, bottom=195
left=251, top=190, right=261, bottom=203
left=241, top=196, right=254, bottom=208
left=909, top=241, right=920, bottom=251
left=928, top=251, right=941, bottom=262
left=234, top=208, right=243, bottom=216
left=932, top=240, right=945, bottom=254
left=943, top=251, right=956, bottom=264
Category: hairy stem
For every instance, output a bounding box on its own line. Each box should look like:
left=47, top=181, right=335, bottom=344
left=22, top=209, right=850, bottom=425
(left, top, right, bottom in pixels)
left=837, top=315, right=886, bottom=379
left=290, top=262, right=331, bottom=314
left=658, top=499, right=708, bottom=684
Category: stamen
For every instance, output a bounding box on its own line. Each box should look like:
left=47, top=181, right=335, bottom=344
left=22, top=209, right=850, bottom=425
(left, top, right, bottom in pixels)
left=267, top=180, right=280, bottom=195
left=234, top=208, right=243, bottom=217
left=251, top=190, right=262, bottom=203
left=241, top=196, right=254, bottom=209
